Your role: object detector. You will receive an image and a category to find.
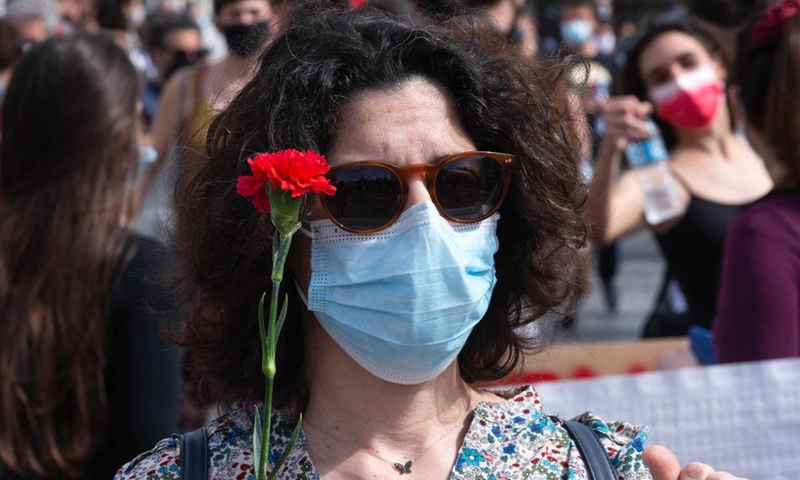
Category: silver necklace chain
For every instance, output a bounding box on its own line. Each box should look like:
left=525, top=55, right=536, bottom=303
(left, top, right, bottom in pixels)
left=303, top=390, right=473, bottom=475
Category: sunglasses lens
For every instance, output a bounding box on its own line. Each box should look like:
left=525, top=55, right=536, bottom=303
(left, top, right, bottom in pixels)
left=436, top=155, right=505, bottom=221
left=325, top=165, right=402, bottom=231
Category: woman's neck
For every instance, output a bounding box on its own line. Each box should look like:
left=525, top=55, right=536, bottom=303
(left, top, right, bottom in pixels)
left=205, top=54, right=256, bottom=111
left=673, top=102, right=737, bottom=159
left=300, top=321, right=475, bottom=447
left=219, top=53, right=251, bottom=76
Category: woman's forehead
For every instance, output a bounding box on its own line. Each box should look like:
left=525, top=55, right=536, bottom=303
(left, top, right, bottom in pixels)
left=639, top=31, right=711, bottom=74
left=326, top=79, right=476, bottom=167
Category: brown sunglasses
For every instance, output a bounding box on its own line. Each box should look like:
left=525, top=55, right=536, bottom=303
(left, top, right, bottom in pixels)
left=319, top=151, right=517, bottom=233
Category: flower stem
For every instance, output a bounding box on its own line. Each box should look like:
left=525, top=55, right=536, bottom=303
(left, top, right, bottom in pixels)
left=258, top=232, right=295, bottom=480
left=260, top=371, right=275, bottom=480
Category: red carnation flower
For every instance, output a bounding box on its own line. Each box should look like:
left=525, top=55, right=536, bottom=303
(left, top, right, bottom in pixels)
left=236, top=149, right=336, bottom=213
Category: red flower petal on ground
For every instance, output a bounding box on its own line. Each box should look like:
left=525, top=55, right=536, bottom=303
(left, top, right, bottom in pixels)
left=236, top=149, right=336, bottom=213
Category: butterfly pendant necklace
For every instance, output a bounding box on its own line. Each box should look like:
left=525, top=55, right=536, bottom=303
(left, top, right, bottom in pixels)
left=385, top=415, right=466, bottom=475
left=305, top=389, right=472, bottom=475
left=393, top=460, right=414, bottom=475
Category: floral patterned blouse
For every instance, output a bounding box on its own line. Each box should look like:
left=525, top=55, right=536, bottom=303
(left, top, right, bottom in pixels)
left=115, top=386, right=651, bottom=480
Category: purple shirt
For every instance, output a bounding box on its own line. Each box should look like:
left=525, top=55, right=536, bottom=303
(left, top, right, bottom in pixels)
left=715, top=189, right=800, bottom=363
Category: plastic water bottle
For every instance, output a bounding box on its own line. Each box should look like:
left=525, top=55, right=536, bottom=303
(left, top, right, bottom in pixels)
left=625, top=120, right=686, bottom=225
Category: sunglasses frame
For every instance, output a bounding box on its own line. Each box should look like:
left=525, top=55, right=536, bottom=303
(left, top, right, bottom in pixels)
left=320, top=151, right=517, bottom=234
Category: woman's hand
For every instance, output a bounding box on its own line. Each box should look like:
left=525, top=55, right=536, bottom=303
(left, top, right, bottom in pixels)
left=644, top=445, right=748, bottom=480
left=599, top=95, right=653, bottom=153
left=585, top=95, right=654, bottom=244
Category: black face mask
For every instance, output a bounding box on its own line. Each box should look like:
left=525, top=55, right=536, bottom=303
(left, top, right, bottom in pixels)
left=163, top=49, right=209, bottom=81
left=222, top=22, right=269, bottom=57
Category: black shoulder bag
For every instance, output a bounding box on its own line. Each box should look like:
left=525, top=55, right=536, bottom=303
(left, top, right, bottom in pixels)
left=562, top=420, right=618, bottom=480
left=180, top=427, right=208, bottom=480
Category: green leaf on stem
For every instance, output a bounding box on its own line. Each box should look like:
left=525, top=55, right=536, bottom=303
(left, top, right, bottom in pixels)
left=275, top=294, right=289, bottom=341
left=258, top=293, right=269, bottom=376
left=267, top=414, right=303, bottom=480
left=253, top=406, right=266, bottom=479
left=271, top=234, right=281, bottom=275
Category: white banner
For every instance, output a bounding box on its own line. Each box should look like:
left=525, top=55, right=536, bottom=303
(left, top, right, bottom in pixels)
left=534, top=358, right=800, bottom=480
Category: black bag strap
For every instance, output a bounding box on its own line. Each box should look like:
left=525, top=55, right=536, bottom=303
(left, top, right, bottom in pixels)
left=179, top=427, right=208, bottom=480
left=561, top=420, right=616, bottom=480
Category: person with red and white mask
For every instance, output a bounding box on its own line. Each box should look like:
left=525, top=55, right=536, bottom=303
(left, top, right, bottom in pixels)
left=586, top=16, right=773, bottom=339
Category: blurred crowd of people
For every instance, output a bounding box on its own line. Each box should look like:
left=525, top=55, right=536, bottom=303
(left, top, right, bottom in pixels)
left=0, top=0, right=798, bottom=477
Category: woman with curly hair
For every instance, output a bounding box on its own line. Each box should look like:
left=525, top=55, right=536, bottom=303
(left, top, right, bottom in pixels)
left=118, top=6, right=739, bottom=480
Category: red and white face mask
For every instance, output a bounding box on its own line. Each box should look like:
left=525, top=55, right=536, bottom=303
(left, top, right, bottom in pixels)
left=649, top=63, right=725, bottom=130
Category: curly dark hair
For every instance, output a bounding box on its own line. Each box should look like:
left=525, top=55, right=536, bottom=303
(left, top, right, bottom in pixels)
left=620, top=16, right=734, bottom=150
left=175, top=5, right=587, bottom=411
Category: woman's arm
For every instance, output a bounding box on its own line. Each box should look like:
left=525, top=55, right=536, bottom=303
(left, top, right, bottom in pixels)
left=132, top=69, right=192, bottom=206
left=714, top=209, right=800, bottom=362
left=586, top=96, right=652, bottom=245
left=150, top=69, right=191, bottom=161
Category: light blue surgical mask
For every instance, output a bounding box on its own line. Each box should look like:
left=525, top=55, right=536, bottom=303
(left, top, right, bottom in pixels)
left=561, top=19, right=593, bottom=47
left=297, top=201, right=499, bottom=384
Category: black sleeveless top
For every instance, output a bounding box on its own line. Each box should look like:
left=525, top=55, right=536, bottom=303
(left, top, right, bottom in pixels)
left=655, top=193, right=741, bottom=330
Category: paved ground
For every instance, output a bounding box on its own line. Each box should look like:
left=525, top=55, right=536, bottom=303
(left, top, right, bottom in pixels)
left=559, top=229, right=666, bottom=343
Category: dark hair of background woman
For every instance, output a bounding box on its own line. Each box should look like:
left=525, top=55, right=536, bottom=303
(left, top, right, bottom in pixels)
left=95, top=0, right=133, bottom=31
left=620, top=17, right=734, bottom=150
left=737, top=13, right=800, bottom=186
left=686, top=0, right=763, bottom=28
left=0, top=19, right=22, bottom=72
left=174, top=5, right=587, bottom=413
left=0, top=34, right=138, bottom=477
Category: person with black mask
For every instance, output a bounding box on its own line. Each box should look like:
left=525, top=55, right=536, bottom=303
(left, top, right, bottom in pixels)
left=147, top=0, right=275, bottom=180
left=136, top=0, right=278, bottom=240
left=141, top=12, right=205, bottom=128
left=216, top=0, right=274, bottom=58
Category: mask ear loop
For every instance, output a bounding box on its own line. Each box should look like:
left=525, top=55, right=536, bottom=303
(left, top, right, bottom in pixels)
left=298, top=220, right=314, bottom=239
left=293, top=219, right=314, bottom=308
left=293, top=278, right=310, bottom=307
